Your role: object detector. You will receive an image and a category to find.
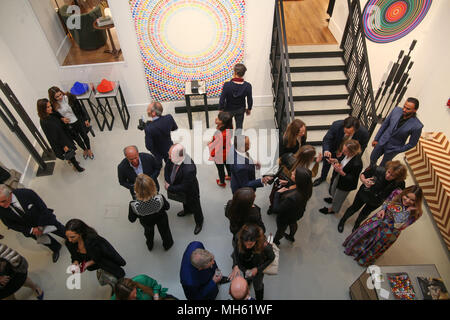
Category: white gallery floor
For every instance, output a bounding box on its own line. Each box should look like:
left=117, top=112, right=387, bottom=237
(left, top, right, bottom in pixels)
left=1, top=104, right=449, bottom=300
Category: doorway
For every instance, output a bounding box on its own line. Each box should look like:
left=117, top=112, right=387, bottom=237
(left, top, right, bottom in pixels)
left=283, top=0, right=338, bottom=45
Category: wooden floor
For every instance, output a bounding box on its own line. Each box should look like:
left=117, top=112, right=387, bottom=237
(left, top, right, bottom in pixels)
left=62, top=27, right=124, bottom=66
left=283, top=0, right=337, bottom=45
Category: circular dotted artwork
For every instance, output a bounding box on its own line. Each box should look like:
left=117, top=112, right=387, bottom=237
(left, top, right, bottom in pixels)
left=362, top=0, right=432, bottom=43
left=129, top=0, right=245, bottom=101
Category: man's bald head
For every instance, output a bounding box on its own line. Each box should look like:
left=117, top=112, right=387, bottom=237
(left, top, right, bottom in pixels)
left=147, top=102, right=163, bottom=117
left=229, top=276, right=249, bottom=300
left=124, top=146, right=140, bottom=167
left=169, top=143, right=185, bottom=165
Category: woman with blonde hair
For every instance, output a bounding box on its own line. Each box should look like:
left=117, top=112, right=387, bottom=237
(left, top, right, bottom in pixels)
left=129, top=174, right=173, bottom=251
left=280, top=119, right=307, bottom=156
left=319, top=139, right=363, bottom=215
left=343, top=185, right=423, bottom=266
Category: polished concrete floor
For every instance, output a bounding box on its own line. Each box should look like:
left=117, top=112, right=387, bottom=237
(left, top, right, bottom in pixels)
left=2, top=104, right=449, bottom=300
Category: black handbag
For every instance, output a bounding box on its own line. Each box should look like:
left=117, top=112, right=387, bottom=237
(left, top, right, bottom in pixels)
left=63, top=149, right=76, bottom=160
left=167, top=191, right=187, bottom=204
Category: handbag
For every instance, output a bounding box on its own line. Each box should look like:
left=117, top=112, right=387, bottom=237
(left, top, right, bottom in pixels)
left=63, top=149, right=76, bottom=160
left=167, top=191, right=187, bottom=204
left=263, top=233, right=279, bottom=275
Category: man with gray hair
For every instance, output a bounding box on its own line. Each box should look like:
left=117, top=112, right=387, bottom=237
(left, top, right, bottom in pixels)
left=180, top=241, right=229, bottom=300
left=0, top=184, right=66, bottom=263
left=144, top=101, right=178, bottom=164
left=117, top=145, right=162, bottom=199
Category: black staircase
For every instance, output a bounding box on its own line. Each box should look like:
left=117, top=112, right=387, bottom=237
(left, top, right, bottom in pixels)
left=270, top=0, right=377, bottom=147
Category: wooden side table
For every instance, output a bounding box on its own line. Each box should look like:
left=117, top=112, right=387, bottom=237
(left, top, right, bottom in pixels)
left=93, top=20, right=122, bottom=57
left=184, top=81, right=209, bottom=130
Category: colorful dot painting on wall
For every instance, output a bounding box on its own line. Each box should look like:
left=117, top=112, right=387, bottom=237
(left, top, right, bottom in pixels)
left=129, top=0, right=245, bottom=101
left=362, top=0, right=432, bottom=43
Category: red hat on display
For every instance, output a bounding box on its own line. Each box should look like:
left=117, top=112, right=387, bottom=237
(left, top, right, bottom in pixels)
left=97, top=79, right=115, bottom=93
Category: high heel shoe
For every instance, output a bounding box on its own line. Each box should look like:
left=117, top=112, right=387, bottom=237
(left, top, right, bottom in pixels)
left=36, top=288, right=44, bottom=300
left=89, top=153, right=94, bottom=160
left=216, top=179, right=226, bottom=187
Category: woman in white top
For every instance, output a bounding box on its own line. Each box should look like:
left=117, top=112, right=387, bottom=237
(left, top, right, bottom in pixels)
left=48, top=86, right=94, bottom=160
left=319, top=139, right=363, bottom=215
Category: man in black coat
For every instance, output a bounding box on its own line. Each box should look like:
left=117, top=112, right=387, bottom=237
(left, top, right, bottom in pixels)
left=144, top=102, right=178, bottom=164
left=0, top=185, right=65, bottom=263
left=117, top=145, right=162, bottom=199
left=313, top=116, right=369, bottom=187
left=164, top=144, right=204, bottom=235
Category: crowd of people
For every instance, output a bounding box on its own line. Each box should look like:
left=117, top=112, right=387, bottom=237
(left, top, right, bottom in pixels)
left=0, top=64, right=426, bottom=300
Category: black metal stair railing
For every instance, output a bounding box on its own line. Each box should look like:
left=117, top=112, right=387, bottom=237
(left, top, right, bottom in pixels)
left=270, top=0, right=294, bottom=144
left=341, top=0, right=378, bottom=137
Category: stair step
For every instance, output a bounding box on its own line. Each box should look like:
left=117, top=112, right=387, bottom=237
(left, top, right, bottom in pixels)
left=291, top=71, right=347, bottom=82
left=293, top=100, right=350, bottom=111
left=305, top=129, right=328, bottom=145
left=292, top=79, right=347, bottom=87
left=294, top=94, right=349, bottom=101
left=308, top=124, right=331, bottom=131
left=292, top=85, right=348, bottom=96
left=288, top=44, right=341, bottom=52
left=291, top=65, right=345, bottom=72
left=289, top=57, right=344, bottom=67
left=289, top=51, right=343, bottom=59
left=294, top=108, right=351, bottom=116
left=295, top=114, right=346, bottom=126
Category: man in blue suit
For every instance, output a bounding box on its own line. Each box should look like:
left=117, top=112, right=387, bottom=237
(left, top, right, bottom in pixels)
left=313, top=116, right=369, bottom=186
left=0, top=185, right=65, bottom=263
left=180, top=241, right=227, bottom=300
left=117, top=145, right=162, bottom=199
left=370, top=98, right=423, bottom=166
left=228, top=135, right=270, bottom=194
left=144, top=102, right=178, bottom=163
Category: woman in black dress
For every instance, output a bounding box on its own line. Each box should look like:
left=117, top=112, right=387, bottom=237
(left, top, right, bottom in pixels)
left=0, top=244, right=43, bottom=300
left=338, top=160, right=407, bottom=233
left=65, top=219, right=126, bottom=288
left=129, top=174, right=174, bottom=251
left=37, top=99, right=84, bottom=172
left=225, top=187, right=266, bottom=241
left=48, top=86, right=94, bottom=159
left=229, top=224, right=275, bottom=300
left=273, top=167, right=313, bottom=245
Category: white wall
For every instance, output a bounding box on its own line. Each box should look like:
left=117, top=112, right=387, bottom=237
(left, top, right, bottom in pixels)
left=0, top=0, right=275, bottom=179
left=329, top=0, right=450, bottom=138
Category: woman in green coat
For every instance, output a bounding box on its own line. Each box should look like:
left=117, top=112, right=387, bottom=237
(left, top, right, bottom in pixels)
left=112, top=274, right=177, bottom=300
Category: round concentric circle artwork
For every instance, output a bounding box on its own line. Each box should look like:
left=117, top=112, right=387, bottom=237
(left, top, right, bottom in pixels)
left=362, top=0, right=432, bottom=43
left=129, top=0, right=245, bottom=101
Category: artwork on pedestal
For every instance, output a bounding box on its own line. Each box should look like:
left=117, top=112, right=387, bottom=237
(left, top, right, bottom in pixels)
left=129, top=0, right=245, bottom=101
left=362, top=0, right=432, bottom=43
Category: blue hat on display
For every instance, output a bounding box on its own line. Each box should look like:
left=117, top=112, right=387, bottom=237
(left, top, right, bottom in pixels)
left=70, top=82, right=89, bottom=95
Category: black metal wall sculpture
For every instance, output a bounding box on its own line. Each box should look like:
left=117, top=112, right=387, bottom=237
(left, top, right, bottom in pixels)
left=0, top=80, right=55, bottom=176
left=374, top=40, right=417, bottom=122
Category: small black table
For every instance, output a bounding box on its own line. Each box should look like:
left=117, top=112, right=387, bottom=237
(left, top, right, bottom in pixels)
left=74, top=87, right=96, bottom=136
left=184, top=81, right=209, bottom=130
left=94, top=81, right=130, bottom=130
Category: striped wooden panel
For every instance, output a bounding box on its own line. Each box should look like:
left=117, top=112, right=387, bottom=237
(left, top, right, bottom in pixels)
left=405, top=132, right=450, bottom=250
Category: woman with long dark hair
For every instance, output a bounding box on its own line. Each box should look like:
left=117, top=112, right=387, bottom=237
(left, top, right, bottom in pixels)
left=225, top=187, right=266, bottom=240
left=280, top=119, right=307, bottom=157
left=48, top=86, right=94, bottom=159
left=37, top=98, right=84, bottom=172
left=229, top=224, right=274, bottom=300
left=338, top=160, right=407, bottom=233
left=65, top=219, right=126, bottom=288
left=343, top=185, right=423, bottom=266
left=208, top=111, right=233, bottom=187
left=273, top=167, right=313, bottom=245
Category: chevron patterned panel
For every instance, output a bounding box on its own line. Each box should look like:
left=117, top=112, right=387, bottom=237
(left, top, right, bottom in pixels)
left=405, top=132, right=450, bottom=250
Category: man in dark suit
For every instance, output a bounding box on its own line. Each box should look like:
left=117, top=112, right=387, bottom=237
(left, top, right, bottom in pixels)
left=180, top=241, right=227, bottom=300
left=144, top=102, right=178, bottom=164
left=0, top=184, right=65, bottom=263
left=313, top=116, right=369, bottom=187
left=164, top=144, right=204, bottom=235
left=370, top=97, right=423, bottom=166
left=117, top=145, right=162, bottom=199
left=228, top=135, right=271, bottom=194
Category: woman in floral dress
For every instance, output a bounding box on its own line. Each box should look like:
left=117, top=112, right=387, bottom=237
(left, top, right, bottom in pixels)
left=343, top=185, right=423, bottom=266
